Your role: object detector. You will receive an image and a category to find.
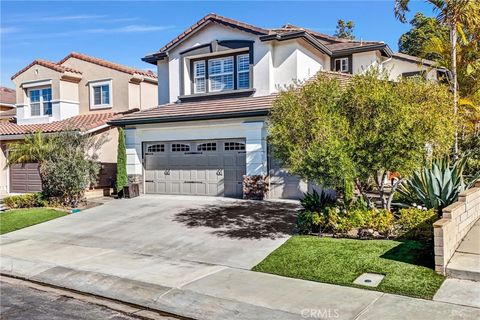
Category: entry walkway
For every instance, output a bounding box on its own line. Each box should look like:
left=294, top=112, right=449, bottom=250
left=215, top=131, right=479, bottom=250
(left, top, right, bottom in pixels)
left=434, top=219, right=480, bottom=308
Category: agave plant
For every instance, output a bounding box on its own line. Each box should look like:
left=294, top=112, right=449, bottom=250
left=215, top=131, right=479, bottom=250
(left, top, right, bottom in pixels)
left=397, top=157, right=480, bottom=214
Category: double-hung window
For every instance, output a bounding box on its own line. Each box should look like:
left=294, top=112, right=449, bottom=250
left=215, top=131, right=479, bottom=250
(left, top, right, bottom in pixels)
left=89, top=80, right=112, bottom=109
left=209, top=56, right=234, bottom=92
left=334, top=57, right=349, bottom=73
left=29, top=87, right=52, bottom=117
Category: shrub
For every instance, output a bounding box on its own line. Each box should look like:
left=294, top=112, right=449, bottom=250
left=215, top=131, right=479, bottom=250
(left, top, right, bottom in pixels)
left=396, top=208, right=437, bottom=240
left=300, top=190, right=335, bottom=212
left=398, top=156, right=479, bottom=214
left=296, top=211, right=321, bottom=235
left=116, top=127, right=128, bottom=195
left=3, top=193, right=46, bottom=209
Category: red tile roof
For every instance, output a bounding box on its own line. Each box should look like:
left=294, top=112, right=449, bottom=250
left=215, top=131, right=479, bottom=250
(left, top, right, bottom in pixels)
left=0, top=112, right=120, bottom=136
left=148, top=13, right=386, bottom=57
left=11, top=59, right=82, bottom=80
left=0, top=87, right=16, bottom=105
left=59, top=52, right=157, bottom=78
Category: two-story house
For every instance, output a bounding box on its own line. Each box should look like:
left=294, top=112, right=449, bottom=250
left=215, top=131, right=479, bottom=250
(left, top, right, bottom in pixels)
left=0, top=53, right=157, bottom=194
left=108, top=13, right=443, bottom=200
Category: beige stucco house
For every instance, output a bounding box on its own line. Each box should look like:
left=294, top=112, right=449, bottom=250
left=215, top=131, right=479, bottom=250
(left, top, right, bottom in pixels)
left=0, top=53, right=158, bottom=194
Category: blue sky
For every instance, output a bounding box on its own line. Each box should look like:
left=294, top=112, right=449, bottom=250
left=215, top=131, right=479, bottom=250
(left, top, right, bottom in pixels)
left=1, top=0, right=435, bottom=87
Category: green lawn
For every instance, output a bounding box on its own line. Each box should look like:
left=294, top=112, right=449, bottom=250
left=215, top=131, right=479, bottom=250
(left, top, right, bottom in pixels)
left=252, top=236, right=445, bottom=299
left=0, top=208, right=68, bottom=234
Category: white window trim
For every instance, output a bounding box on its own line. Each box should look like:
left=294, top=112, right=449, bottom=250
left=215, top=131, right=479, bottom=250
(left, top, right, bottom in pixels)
left=237, top=54, right=250, bottom=89
left=334, top=57, right=349, bottom=73
left=89, top=79, right=112, bottom=109
left=27, top=86, right=52, bottom=117
left=193, top=60, right=206, bottom=94
left=208, top=56, right=234, bottom=92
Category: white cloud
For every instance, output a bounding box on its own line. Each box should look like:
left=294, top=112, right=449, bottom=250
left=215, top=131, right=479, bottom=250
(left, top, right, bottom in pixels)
left=85, top=25, right=174, bottom=34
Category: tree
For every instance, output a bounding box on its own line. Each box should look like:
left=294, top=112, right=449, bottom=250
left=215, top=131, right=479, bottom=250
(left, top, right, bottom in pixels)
left=269, top=72, right=455, bottom=210
left=334, top=19, right=355, bottom=40
left=116, top=127, right=128, bottom=196
left=394, top=0, right=480, bottom=157
left=398, top=12, right=448, bottom=60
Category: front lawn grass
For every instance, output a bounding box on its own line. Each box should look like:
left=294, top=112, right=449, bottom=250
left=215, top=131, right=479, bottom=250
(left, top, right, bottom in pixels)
left=252, top=236, right=444, bottom=299
left=0, top=208, right=68, bottom=234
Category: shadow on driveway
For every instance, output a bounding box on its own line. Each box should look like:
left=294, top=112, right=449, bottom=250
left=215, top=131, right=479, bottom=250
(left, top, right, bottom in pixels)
left=173, top=201, right=300, bottom=240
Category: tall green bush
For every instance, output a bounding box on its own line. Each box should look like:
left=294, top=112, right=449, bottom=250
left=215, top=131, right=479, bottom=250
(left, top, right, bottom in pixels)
left=116, top=127, right=128, bottom=194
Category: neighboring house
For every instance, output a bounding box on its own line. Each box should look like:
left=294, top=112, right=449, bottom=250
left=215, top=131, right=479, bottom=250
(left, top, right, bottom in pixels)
left=109, top=13, right=442, bottom=200
left=0, top=53, right=158, bottom=194
left=0, top=87, right=16, bottom=123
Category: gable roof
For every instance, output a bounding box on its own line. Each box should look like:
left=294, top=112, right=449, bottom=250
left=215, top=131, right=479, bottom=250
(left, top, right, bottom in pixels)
left=0, top=87, right=16, bottom=106
left=143, top=13, right=392, bottom=64
left=392, top=52, right=437, bottom=67
left=11, top=59, right=82, bottom=80
left=0, top=112, right=121, bottom=136
left=59, top=52, right=157, bottom=79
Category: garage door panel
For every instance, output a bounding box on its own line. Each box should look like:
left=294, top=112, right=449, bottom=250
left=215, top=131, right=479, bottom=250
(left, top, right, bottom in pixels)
left=144, top=139, right=245, bottom=198
left=10, top=163, right=42, bottom=193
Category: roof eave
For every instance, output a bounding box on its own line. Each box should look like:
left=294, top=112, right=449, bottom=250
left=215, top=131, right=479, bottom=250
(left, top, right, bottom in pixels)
left=108, top=110, right=270, bottom=126
left=331, top=44, right=393, bottom=58
left=142, top=52, right=168, bottom=65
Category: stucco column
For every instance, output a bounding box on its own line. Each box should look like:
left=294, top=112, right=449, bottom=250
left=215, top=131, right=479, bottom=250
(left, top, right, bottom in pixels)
left=242, top=121, right=268, bottom=199
left=124, top=127, right=143, bottom=191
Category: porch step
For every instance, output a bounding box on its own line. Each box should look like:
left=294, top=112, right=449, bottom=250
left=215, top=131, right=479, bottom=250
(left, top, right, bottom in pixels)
left=446, top=252, right=480, bottom=281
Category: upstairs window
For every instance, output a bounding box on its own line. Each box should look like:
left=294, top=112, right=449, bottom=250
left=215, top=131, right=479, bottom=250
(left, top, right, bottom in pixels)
left=190, top=52, right=251, bottom=95
left=29, top=87, right=52, bottom=117
left=193, top=61, right=206, bottom=93
left=209, top=56, right=234, bottom=92
left=334, top=57, right=349, bottom=73
left=89, top=79, right=112, bottom=109
left=237, top=54, right=250, bottom=89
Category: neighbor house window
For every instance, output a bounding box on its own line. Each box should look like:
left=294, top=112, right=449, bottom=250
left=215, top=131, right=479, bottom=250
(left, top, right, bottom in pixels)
left=29, top=87, right=52, bottom=117
left=89, top=79, right=112, bottom=109
left=334, top=57, right=349, bottom=73
left=190, top=52, right=251, bottom=95
left=237, top=54, right=250, bottom=89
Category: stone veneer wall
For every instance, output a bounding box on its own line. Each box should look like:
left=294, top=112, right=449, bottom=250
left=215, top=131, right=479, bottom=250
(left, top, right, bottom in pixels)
left=433, top=181, right=480, bottom=275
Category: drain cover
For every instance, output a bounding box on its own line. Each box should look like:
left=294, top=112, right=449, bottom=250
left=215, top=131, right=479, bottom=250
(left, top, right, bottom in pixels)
left=353, top=273, right=384, bottom=287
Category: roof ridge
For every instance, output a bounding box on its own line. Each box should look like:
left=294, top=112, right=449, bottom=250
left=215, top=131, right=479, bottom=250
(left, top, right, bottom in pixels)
left=59, top=52, right=157, bottom=78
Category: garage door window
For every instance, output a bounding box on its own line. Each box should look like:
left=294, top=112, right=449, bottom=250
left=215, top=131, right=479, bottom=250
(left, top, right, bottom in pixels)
left=225, top=142, right=245, bottom=151
left=147, top=144, right=165, bottom=152
left=197, top=142, right=217, bottom=151
left=172, top=144, right=190, bottom=152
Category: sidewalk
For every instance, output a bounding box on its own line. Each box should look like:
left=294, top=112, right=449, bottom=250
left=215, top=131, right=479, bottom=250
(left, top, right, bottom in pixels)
left=2, top=254, right=479, bottom=320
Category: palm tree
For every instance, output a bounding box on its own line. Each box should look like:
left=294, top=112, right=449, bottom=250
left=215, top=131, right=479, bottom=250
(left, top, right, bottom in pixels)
left=7, top=131, right=55, bottom=187
left=394, top=0, right=480, bottom=157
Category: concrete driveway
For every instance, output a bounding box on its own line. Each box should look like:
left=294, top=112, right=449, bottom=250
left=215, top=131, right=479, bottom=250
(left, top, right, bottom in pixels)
left=1, top=195, right=298, bottom=288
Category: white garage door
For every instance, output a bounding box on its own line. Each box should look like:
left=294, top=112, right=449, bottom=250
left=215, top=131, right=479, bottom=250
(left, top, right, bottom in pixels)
left=144, top=139, right=246, bottom=198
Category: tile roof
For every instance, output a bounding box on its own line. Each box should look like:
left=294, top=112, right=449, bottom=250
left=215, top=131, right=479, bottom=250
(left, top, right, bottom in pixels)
left=59, top=52, right=157, bottom=78
left=11, top=59, right=82, bottom=80
left=110, top=71, right=352, bottom=125
left=0, top=112, right=120, bottom=136
left=147, top=13, right=387, bottom=58
left=392, top=52, right=437, bottom=67
left=112, top=95, right=277, bottom=125
left=0, top=87, right=16, bottom=105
